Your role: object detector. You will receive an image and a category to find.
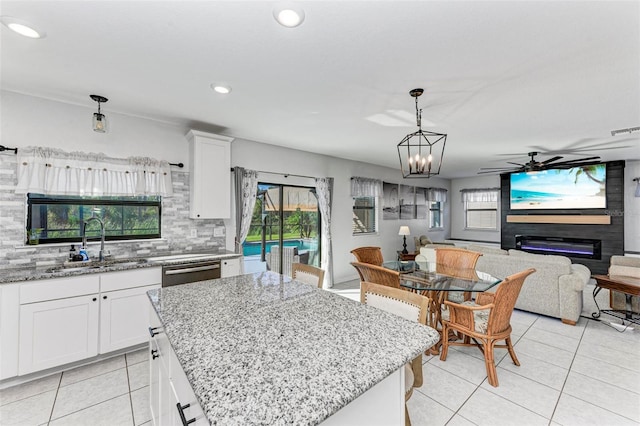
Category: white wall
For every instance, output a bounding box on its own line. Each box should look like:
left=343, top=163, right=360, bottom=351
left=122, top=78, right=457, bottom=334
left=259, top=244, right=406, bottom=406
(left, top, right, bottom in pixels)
left=449, top=174, right=501, bottom=243
left=625, top=160, right=640, bottom=254
left=230, top=139, right=451, bottom=284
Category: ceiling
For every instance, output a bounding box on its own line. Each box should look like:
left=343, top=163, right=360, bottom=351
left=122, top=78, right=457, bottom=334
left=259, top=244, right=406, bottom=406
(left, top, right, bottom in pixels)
left=1, top=1, right=639, bottom=178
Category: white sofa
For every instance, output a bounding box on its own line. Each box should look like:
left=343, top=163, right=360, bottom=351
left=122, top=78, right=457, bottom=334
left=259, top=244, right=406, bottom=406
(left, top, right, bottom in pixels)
left=417, top=244, right=592, bottom=325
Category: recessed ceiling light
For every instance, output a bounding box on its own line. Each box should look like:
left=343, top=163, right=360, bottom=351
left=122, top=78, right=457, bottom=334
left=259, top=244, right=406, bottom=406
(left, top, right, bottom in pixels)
left=211, top=84, right=231, bottom=94
left=273, top=5, right=305, bottom=28
left=1, top=16, right=46, bottom=39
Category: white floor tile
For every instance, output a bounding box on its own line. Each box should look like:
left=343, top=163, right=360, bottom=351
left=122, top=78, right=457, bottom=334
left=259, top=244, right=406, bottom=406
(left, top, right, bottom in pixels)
left=571, top=354, right=640, bottom=393
left=497, top=352, right=569, bottom=390
left=581, top=320, right=640, bottom=356
left=429, top=349, right=492, bottom=386
left=522, top=327, right=581, bottom=352
left=563, top=371, right=640, bottom=423
left=0, top=373, right=60, bottom=406
left=511, top=309, right=539, bottom=327
left=446, top=414, right=478, bottom=426
left=51, top=368, right=129, bottom=420
left=131, top=386, right=151, bottom=426
left=513, top=337, right=575, bottom=369
left=60, top=355, right=126, bottom=387
left=0, top=389, right=56, bottom=426
left=552, top=393, right=639, bottom=426
left=480, top=368, right=560, bottom=418
left=127, top=361, right=149, bottom=392
left=49, top=394, right=133, bottom=426
left=531, top=315, right=586, bottom=339
left=457, top=388, right=548, bottom=426
left=415, top=363, right=476, bottom=411
left=406, top=391, right=455, bottom=426
left=577, top=337, right=640, bottom=372
left=126, top=347, right=149, bottom=367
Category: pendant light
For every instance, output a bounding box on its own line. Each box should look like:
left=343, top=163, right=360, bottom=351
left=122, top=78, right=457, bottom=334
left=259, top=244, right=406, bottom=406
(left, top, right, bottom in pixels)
left=90, top=94, right=108, bottom=133
left=397, top=88, right=447, bottom=178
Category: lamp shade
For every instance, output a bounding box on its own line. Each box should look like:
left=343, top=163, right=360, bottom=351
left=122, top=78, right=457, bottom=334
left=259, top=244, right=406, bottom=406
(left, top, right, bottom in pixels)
left=398, top=225, right=411, bottom=236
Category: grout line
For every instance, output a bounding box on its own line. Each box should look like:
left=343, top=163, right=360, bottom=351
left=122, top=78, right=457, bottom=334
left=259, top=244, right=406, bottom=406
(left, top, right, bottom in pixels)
left=126, top=357, right=136, bottom=425
left=46, top=373, right=63, bottom=425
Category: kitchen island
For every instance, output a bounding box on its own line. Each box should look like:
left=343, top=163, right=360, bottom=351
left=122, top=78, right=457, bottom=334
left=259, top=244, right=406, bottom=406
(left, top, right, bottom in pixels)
left=147, top=271, right=439, bottom=425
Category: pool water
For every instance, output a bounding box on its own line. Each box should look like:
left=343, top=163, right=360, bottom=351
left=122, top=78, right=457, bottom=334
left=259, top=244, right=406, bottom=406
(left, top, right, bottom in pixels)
left=242, top=240, right=316, bottom=256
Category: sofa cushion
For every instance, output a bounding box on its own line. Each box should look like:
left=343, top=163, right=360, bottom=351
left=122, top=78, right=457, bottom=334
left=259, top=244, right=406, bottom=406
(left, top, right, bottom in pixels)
left=467, top=244, right=508, bottom=256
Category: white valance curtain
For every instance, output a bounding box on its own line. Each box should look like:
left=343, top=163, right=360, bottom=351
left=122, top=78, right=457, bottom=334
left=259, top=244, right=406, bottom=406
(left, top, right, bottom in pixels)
left=460, top=188, right=500, bottom=203
left=15, top=146, right=173, bottom=196
left=426, top=187, right=448, bottom=202
left=350, top=177, right=383, bottom=197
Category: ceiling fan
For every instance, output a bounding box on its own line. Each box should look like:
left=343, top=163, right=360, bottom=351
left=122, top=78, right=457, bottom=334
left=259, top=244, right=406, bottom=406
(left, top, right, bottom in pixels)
left=478, top=151, right=600, bottom=174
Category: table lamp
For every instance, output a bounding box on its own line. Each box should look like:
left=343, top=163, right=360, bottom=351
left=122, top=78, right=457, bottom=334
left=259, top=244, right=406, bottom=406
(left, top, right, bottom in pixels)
left=398, top=226, right=411, bottom=254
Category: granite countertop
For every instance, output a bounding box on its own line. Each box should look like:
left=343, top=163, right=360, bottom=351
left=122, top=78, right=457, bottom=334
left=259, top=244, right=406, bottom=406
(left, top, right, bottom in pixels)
left=0, top=250, right=241, bottom=284
left=148, top=271, right=440, bottom=425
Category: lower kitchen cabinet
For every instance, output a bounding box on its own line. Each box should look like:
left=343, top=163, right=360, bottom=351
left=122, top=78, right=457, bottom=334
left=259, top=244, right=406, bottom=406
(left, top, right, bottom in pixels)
left=99, top=284, right=160, bottom=354
left=221, top=256, right=242, bottom=277
left=19, top=294, right=100, bottom=375
left=149, top=308, right=208, bottom=426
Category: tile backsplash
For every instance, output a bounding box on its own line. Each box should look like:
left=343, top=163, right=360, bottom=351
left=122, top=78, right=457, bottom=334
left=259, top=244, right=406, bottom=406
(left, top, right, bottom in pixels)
left=0, top=155, right=226, bottom=268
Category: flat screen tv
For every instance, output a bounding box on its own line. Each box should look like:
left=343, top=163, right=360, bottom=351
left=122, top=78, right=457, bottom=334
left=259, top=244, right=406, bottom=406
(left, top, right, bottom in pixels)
left=510, top=164, right=606, bottom=210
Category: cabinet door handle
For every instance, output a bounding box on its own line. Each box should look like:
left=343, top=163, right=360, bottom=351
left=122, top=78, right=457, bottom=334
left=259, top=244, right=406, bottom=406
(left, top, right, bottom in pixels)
left=176, top=402, right=196, bottom=425
left=103, top=295, right=107, bottom=299
left=92, top=297, right=97, bottom=302
left=148, top=326, right=160, bottom=337
left=151, top=349, right=159, bottom=359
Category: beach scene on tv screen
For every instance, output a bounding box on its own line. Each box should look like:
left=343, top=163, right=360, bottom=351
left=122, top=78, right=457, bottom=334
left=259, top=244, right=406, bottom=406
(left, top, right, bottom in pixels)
left=510, top=164, right=606, bottom=210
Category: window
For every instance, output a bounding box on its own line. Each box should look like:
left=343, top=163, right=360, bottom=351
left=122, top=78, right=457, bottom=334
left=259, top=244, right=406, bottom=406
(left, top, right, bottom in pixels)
left=428, top=201, right=442, bottom=229
left=461, top=188, right=499, bottom=230
left=353, top=196, right=377, bottom=234
left=27, top=193, right=161, bottom=244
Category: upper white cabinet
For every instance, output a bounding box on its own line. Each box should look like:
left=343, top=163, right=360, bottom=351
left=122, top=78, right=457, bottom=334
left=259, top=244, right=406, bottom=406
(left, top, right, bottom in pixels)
left=186, top=130, right=233, bottom=219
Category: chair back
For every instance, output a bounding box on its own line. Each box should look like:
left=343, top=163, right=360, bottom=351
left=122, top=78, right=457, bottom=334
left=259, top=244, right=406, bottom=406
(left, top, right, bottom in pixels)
left=360, top=281, right=430, bottom=325
left=488, top=268, right=536, bottom=333
left=435, top=247, right=482, bottom=279
left=350, top=246, right=384, bottom=266
left=350, top=262, right=401, bottom=288
left=291, top=263, right=325, bottom=288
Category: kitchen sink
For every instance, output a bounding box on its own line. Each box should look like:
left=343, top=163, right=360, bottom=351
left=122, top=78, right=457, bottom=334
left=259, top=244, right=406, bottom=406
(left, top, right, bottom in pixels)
left=46, top=258, right=148, bottom=273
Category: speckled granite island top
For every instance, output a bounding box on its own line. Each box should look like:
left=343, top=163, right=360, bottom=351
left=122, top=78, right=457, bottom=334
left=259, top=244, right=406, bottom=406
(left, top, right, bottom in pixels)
left=147, top=271, right=439, bottom=425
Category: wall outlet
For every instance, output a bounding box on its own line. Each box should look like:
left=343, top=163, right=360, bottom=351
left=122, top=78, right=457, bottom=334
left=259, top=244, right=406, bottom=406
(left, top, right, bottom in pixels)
left=190, top=229, right=197, bottom=238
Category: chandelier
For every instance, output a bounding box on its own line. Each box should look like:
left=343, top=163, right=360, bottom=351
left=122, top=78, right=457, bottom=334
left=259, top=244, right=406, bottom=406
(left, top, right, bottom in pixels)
left=397, top=88, right=447, bottom=178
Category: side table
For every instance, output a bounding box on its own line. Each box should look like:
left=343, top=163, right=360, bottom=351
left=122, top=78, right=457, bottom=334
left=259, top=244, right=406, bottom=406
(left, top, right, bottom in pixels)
left=592, top=274, right=640, bottom=326
left=397, top=251, right=418, bottom=261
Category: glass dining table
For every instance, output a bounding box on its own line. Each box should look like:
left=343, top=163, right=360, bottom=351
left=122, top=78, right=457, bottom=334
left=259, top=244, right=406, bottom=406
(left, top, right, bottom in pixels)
left=383, top=260, right=502, bottom=354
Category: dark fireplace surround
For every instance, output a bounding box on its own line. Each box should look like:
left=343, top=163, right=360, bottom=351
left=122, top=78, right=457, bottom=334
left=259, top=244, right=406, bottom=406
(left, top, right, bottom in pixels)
left=515, top=235, right=601, bottom=260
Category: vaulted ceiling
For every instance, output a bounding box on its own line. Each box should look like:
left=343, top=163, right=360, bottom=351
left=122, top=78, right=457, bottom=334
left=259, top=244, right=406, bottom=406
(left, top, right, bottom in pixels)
left=2, top=1, right=638, bottom=178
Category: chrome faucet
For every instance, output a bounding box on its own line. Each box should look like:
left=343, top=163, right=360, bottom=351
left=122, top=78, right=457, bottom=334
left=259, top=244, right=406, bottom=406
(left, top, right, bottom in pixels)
left=82, top=217, right=105, bottom=262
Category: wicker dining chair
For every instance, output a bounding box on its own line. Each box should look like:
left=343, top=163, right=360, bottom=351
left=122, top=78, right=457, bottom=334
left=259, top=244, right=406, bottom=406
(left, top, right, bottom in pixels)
left=440, top=268, right=536, bottom=387
left=291, top=263, right=325, bottom=289
left=434, top=247, right=482, bottom=280
left=350, top=246, right=384, bottom=266
left=360, top=281, right=432, bottom=426
left=350, top=262, right=401, bottom=288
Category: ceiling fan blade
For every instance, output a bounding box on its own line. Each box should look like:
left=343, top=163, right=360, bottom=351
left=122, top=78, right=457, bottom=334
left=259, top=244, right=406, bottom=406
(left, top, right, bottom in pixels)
left=479, top=167, right=516, bottom=171
left=542, top=156, right=563, bottom=164
left=506, top=162, right=525, bottom=167
left=550, top=156, right=601, bottom=166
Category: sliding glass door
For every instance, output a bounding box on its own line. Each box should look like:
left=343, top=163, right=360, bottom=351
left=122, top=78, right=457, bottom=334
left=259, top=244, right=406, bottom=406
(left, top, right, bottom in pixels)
left=243, top=183, right=320, bottom=276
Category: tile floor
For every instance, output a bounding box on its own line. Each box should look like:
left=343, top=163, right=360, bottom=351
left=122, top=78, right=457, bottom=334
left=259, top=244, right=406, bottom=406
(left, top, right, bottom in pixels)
left=2, top=282, right=639, bottom=426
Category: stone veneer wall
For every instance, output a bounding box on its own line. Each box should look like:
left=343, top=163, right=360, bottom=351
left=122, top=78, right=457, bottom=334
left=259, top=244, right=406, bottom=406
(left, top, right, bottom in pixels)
left=0, top=155, right=226, bottom=268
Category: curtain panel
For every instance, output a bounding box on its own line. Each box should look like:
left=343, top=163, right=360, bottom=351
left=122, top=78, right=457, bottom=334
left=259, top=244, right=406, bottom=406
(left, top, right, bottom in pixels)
left=460, top=188, right=500, bottom=203
left=315, top=177, right=334, bottom=288
left=426, top=187, right=448, bottom=202
left=15, top=146, right=173, bottom=196
left=233, top=167, right=259, bottom=254
left=350, top=177, right=383, bottom=197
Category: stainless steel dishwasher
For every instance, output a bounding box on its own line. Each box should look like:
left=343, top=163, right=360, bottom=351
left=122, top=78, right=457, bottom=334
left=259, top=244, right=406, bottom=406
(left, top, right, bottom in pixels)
left=162, top=259, right=221, bottom=287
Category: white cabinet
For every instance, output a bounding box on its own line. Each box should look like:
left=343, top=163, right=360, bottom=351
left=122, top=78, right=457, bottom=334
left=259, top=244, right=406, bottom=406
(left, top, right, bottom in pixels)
left=186, top=130, right=233, bottom=219
left=19, top=294, right=100, bottom=375
left=99, top=284, right=159, bottom=353
left=149, top=308, right=208, bottom=426
left=221, top=256, right=242, bottom=277
left=14, top=267, right=162, bottom=378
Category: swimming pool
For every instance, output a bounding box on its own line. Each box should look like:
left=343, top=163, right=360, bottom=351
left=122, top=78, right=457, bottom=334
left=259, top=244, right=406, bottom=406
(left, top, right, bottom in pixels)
left=242, top=240, right=316, bottom=256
